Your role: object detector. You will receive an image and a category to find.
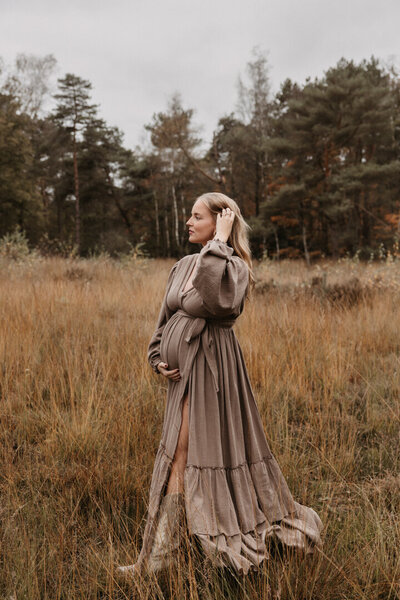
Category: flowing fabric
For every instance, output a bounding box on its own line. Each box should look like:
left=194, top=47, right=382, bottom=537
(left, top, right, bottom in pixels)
left=135, top=239, right=323, bottom=575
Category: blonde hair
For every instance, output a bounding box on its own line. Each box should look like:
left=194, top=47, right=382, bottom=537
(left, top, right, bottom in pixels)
left=196, top=192, right=255, bottom=298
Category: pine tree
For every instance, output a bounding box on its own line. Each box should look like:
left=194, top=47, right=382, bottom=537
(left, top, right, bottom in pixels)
left=0, top=91, right=40, bottom=237
left=52, top=74, right=98, bottom=253
left=265, top=58, right=400, bottom=259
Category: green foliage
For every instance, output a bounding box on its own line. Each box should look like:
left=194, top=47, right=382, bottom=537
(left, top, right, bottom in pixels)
left=0, top=92, right=42, bottom=238
left=1, top=52, right=400, bottom=260
left=37, top=233, right=78, bottom=258
left=262, top=57, right=400, bottom=260
left=0, top=226, right=38, bottom=260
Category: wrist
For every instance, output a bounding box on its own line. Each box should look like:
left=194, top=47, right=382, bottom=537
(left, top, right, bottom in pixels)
left=213, top=235, right=228, bottom=244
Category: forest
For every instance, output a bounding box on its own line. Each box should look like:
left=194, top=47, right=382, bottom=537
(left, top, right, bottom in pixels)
left=1, top=50, right=400, bottom=261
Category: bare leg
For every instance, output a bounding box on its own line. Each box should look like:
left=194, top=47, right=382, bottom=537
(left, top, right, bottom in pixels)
left=116, top=395, right=189, bottom=578
left=166, top=394, right=189, bottom=495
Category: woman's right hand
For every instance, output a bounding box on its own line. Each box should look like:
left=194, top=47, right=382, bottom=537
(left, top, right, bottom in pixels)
left=214, top=207, right=235, bottom=243
left=157, top=362, right=181, bottom=382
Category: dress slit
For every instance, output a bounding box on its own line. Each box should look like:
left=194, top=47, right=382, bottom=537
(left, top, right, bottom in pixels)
left=162, top=380, right=191, bottom=499
left=159, top=372, right=193, bottom=502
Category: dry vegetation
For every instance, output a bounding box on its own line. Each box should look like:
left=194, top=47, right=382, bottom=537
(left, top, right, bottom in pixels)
left=0, top=252, right=399, bottom=599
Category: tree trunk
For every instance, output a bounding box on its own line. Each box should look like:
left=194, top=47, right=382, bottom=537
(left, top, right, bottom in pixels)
left=254, top=158, right=260, bottom=217
left=320, top=217, right=329, bottom=256
left=229, top=155, right=236, bottom=199
left=353, top=193, right=361, bottom=252
left=101, top=197, right=106, bottom=247
left=104, top=167, right=134, bottom=243
left=180, top=192, right=186, bottom=247
left=56, top=198, right=62, bottom=238
left=72, top=130, right=80, bottom=253
left=172, top=183, right=180, bottom=250
left=258, top=149, right=267, bottom=207
left=273, top=225, right=280, bottom=261
left=302, top=223, right=310, bottom=266
left=361, top=189, right=371, bottom=247
left=154, top=194, right=160, bottom=253
left=163, top=193, right=170, bottom=257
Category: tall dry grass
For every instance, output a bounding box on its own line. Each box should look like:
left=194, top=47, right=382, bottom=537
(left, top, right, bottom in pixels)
left=0, top=254, right=399, bottom=599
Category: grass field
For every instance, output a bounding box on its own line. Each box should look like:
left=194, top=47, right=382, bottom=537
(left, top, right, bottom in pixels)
left=0, top=253, right=399, bottom=599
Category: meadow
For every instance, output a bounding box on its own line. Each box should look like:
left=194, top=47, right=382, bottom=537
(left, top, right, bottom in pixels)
left=0, top=251, right=399, bottom=599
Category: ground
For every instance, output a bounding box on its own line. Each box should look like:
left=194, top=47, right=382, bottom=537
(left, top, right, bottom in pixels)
left=0, top=253, right=399, bottom=599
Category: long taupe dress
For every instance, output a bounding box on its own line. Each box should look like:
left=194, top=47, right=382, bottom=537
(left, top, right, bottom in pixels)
left=135, top=239, right=323, bottom=575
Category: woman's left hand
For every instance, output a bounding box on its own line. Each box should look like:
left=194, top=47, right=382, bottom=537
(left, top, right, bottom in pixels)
left=214, top=207, right=235, bottom=243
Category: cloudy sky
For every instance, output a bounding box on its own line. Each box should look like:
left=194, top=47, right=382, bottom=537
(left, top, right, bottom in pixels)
left=1, top=0, right=399, bottom=151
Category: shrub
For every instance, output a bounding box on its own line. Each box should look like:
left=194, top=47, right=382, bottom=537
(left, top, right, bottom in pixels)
left=0, top=226, right=38, bottom=261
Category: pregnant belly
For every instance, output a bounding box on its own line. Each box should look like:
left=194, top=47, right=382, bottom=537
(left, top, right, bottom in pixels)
left=159, top=313, right=191, bottom=371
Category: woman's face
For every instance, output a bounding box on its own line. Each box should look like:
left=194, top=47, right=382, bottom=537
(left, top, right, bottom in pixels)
left=186, top=199, right=216, bottom=246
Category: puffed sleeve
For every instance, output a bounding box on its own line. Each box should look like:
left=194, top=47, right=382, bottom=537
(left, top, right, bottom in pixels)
left=192, top=239, right=249, bottom=317
left=147, top=261, right=178, bottom=374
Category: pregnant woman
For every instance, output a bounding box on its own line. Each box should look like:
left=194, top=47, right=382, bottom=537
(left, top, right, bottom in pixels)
left=117, top=192, right=323, bottom=578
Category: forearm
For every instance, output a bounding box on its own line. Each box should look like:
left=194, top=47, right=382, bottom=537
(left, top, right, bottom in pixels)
left=191, top=239, right=248, bottom=316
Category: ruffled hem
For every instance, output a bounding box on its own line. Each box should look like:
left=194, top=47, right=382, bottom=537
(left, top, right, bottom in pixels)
left=135, top=444, right=323, bottom=575
left=195, top=500, right=323, bottom=575
left=183, top=453, right=323, bottom=574
left=184, top=453, right=300, bottom=537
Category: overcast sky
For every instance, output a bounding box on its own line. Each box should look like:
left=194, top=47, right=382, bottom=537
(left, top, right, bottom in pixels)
left=1, top=0, right=399, bottom=151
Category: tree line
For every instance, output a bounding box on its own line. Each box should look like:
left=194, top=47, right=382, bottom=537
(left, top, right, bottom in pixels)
left=1, top=50, right=399, bottom=261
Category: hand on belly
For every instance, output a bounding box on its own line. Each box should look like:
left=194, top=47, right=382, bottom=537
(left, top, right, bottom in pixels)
left=157, top=362, right=181, bottom=381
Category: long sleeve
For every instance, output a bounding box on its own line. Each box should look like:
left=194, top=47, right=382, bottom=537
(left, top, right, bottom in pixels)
left=191, top=239, right=249, bottom=317
left=147, top=261, right=178, bottom=374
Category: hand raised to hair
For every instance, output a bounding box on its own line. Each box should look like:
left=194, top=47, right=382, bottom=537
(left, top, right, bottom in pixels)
left=214, top=207, right=235, bottom=243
